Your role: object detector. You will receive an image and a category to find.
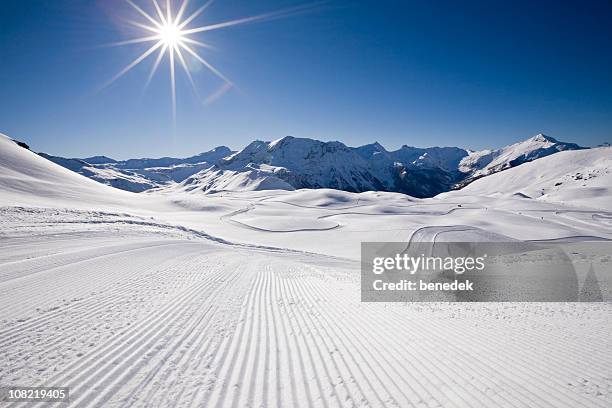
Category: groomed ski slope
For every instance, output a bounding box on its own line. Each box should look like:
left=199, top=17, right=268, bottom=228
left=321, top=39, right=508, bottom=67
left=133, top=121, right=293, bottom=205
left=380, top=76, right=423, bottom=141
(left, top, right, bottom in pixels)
left=1, top=133, right=612, bottom=407
left=2, top=223, right=611, bottom=408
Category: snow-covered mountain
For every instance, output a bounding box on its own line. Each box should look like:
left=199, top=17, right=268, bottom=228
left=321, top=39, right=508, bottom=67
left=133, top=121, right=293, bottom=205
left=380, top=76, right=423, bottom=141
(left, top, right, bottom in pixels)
left=113, top=146, right=232, bottom=170
left=172, top=134, right=583, bottom=197
left=448, top=146, right=612, bottom=209
left=37, top=146, right=234, bottom=193
left=39, top=153, right=158, bottom=193
left=221, top=137, right=387, bottom=192
left=160, top=136, right=474, bottom=197
left=80, top=155, right=117, bottom=164
left=457, top=134, right=584, bottom=186
left=174, top=166, right=295, bottom=194
left=34, top=133, right=586, bottom=197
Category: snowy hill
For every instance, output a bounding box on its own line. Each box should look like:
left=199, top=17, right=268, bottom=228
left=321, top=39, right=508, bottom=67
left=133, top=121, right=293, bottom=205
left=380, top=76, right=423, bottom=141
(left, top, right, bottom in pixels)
left=451, top=147, right=612, bottom=210
left=0, top=133, right=136, bottom=207
left=173, top=166, right=295, bottom=194
left=33, top=133, right=585, bottom=197
left=457, top=134, right=584, bottom=187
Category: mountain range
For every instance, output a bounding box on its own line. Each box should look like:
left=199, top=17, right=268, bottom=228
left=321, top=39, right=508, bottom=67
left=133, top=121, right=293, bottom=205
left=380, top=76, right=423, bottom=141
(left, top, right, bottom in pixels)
left=36, top=134, right=584, bottom=197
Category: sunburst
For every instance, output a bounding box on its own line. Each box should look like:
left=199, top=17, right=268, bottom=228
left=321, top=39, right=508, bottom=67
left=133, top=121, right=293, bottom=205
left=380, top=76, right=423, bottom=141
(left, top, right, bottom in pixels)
left=103, top=0, right=315, bottom=123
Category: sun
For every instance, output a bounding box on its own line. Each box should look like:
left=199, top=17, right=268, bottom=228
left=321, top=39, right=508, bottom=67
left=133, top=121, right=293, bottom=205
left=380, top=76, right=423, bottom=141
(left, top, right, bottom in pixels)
left=158, top=22, right=183, bottom=47
left=102, top=0, right=315, bottom=125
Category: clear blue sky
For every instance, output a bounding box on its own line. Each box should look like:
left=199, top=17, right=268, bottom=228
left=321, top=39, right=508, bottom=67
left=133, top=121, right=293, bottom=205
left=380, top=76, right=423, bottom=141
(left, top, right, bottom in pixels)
left=1, top=0, right=611, bottom=159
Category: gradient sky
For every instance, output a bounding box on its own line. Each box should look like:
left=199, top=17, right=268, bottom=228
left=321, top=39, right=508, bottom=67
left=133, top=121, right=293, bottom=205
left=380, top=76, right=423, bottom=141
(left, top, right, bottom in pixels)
left=1, top=0, right=611, bottom=159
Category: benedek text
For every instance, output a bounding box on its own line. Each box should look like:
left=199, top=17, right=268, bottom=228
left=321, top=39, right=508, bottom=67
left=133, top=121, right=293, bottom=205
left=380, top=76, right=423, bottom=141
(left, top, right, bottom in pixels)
left=373, top=279, right=474, bottom=291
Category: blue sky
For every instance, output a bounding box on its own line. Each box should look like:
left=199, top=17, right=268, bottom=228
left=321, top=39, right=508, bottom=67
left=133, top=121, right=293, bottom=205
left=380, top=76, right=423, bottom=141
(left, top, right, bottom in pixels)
left=0, top=0, right=611, bottom=159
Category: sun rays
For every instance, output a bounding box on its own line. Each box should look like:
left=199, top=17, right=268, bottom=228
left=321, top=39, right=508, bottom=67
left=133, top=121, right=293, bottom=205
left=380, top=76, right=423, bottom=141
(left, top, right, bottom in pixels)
left=103, top=0, right=319, bottom=125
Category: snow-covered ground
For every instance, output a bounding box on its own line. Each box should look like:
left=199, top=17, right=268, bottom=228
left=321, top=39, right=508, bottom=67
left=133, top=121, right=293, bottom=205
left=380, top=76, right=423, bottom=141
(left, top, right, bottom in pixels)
left=1, top=133, right=611, bottom=407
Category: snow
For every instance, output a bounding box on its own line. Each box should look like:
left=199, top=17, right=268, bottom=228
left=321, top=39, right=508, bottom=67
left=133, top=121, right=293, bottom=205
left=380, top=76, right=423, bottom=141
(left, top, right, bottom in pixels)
left=0, top=134, right=137, bottom=208
left=112, top=146, right=233, bottom=169
left=169, top=166, right=295, bottom=194
left=36, top=146, right=237, bottom=192
left=39, top=134, right=586, bottom=199
left=38, top=153, right=158, bottom=193
left=458, top=133, right=585, bottom=184
left=452, top=147, right=612, bottom=210
left=1, top=132, right=612, bottom=407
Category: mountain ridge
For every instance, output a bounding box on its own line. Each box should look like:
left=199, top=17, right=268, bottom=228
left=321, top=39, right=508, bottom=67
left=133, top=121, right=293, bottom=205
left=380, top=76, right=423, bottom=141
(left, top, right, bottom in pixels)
left=29, top=133, right=585, bottom=197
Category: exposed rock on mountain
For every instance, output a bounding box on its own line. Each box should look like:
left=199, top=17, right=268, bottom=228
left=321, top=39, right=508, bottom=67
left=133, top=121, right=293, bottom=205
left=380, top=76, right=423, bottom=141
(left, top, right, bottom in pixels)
left=36, top=134, right=585, bottom=197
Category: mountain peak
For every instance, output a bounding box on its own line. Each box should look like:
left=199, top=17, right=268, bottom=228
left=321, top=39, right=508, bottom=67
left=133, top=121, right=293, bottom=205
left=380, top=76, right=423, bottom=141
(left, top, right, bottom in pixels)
left=26, top=133, right=587, bottom=198
left=209, top=146, right=232, bottom=154
left=269, top=136, right=296, bottom=149
left=82, top=155, right=118, bottom=164
left=190, top=146, right=233, bottom=162
left=368, top=141, right=386, bottom=151
left=529, top=133, right=558, bottom=143
left=354, top=142, right=389, bottom=160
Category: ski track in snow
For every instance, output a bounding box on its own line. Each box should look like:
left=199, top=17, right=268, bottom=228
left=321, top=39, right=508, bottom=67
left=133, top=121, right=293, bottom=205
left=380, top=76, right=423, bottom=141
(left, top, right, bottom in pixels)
left=1, top=228, right=611, bottom=407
